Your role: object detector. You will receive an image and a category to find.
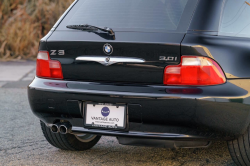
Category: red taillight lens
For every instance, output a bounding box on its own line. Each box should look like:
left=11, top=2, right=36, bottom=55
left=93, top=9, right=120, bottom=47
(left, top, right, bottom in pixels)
left=36, top=51, right=63, bottom=79
left=164, top=56, right=226, bottom=86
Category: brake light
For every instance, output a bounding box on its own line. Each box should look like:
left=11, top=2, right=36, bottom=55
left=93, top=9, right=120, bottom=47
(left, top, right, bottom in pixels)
left=36, top=51, right=63, bottom=79
left=163, top=56, right=226, bottom=86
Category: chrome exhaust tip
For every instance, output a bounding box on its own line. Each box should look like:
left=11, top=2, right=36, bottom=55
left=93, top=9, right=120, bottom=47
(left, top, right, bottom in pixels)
left=51, top=124, right=59, bottom=133
left=59, top=123, right=72, bottom=134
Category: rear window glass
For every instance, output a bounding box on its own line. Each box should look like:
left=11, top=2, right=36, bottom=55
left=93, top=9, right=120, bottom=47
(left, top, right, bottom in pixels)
left=220, top=0, right=250, bottom=38
left=57, top=0, right=198, bottom=33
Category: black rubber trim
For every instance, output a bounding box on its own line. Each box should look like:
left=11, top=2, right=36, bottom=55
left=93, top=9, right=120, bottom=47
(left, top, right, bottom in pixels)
left=228, top=127, right=250, bottom=166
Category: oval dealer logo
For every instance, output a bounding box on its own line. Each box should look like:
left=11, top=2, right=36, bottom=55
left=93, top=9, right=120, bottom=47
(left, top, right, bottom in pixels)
left=101, top=107, right=110, bottom=117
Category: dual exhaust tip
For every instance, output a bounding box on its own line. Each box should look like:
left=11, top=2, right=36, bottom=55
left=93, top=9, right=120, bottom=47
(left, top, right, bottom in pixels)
left=50, top=122, right=72, bottom=134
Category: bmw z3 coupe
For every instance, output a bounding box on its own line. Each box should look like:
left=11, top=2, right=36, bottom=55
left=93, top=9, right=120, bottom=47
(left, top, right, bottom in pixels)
left=28, top=0, right=250, bottom=165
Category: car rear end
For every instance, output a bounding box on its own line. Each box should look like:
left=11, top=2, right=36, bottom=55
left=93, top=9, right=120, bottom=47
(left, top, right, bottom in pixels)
left=28, top=0, right=250, bottom=152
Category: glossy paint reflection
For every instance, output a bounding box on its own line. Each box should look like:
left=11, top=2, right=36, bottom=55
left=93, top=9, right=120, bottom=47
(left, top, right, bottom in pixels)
left=182, top=34, right=250, bottom=79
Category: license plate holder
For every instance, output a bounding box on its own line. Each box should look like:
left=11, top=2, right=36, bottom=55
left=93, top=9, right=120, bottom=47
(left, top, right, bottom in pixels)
left=84, top=103, right=127, bottom=130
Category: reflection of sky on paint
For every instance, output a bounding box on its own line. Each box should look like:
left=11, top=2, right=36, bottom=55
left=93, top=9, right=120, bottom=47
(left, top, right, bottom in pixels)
left=68, top=0, right=188, bottom=31
left=220, top=0, right=250, bottom=37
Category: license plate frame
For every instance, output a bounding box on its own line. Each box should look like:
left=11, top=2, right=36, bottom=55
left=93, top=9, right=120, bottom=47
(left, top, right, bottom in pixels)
left=83, top=102, right=127, bottom=130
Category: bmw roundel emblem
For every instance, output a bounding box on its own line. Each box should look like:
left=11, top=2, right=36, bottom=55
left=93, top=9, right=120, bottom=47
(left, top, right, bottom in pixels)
left=103, top=43, right=113, bottom=55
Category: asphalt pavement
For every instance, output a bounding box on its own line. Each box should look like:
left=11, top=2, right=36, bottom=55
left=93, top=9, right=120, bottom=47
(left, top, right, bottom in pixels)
left=0, top=61, right=236, bottom=166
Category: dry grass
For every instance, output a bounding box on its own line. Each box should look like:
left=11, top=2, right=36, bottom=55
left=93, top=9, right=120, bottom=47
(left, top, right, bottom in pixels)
left=0, top=0, right=74, bottom=61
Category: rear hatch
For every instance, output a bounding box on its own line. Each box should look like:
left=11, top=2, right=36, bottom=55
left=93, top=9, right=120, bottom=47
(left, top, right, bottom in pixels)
left=46, top=0, right=198, bottom=84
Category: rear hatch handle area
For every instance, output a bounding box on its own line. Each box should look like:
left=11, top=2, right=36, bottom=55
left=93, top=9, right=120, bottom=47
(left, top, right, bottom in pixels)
left=75, top=56, right=146, bottom=66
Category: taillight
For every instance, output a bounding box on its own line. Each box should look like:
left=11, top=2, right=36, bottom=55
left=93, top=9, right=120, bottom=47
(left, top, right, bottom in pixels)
left=163, top=56, right=226, bottom=86
left=36, top=51, right=63, bottom=79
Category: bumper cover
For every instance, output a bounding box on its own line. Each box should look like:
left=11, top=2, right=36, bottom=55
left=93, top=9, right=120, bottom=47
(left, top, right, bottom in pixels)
left=28, top=77, right=250, bottom=140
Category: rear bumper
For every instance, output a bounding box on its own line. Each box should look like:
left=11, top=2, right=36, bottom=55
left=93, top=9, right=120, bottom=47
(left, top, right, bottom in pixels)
left=28, top=77, right=250, bottom=140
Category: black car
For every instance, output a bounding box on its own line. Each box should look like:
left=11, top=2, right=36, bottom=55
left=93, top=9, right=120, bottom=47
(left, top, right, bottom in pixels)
left=28, top=0, right=250, bottom=165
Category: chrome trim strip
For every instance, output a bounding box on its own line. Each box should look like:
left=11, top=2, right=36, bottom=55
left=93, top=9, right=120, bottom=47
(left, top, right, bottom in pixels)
left=75, top=56, right=145, bottom=66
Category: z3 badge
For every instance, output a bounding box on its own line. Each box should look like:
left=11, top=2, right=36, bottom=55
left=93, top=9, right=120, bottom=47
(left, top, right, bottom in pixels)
left=50, top=50, right=65, bottom=55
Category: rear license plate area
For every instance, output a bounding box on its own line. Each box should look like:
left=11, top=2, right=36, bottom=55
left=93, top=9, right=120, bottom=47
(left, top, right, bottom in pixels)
left=84, top=103, right=127, bottom=130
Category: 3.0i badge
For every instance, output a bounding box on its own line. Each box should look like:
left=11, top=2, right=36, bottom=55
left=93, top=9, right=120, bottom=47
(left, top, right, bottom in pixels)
left=103, top=43, right=113, bottom=55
